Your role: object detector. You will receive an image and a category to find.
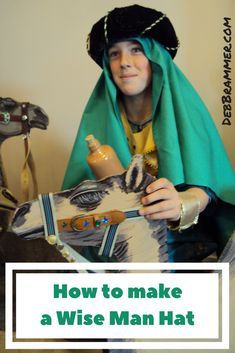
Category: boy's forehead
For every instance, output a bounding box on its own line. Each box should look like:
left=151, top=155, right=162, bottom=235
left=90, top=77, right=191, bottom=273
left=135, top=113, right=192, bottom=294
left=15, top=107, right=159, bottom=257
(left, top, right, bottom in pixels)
left=108, top=39, right=141, bottom=49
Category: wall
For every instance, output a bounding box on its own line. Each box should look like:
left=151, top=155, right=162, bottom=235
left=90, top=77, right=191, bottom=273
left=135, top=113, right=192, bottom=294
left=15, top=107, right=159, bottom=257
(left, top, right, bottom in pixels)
left=0, top=0, right=234, bottom=202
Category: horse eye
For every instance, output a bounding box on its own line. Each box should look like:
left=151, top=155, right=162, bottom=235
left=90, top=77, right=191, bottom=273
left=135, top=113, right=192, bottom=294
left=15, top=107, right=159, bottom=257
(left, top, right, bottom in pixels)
left=34, top=107, right=43, bottom=115
left=70, top=190, right=107, bottom=210
left=14, top=203, right=31, bottom=219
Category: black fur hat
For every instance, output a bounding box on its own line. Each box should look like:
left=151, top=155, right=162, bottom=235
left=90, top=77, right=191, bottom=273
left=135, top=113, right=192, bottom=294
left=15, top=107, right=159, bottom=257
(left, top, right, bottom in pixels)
left=87, top=4, right=179, bottom=67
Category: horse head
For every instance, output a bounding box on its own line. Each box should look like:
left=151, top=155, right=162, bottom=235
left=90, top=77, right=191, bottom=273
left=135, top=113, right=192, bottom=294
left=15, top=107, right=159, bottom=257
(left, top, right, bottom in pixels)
left=11, top=155, right=167, bottom=263
left=0, top=97, right=49, bottom=141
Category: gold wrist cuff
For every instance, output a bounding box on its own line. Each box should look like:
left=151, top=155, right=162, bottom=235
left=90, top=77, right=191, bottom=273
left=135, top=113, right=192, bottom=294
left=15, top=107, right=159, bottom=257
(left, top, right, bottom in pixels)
left=168, top=192, right=200, bottom=231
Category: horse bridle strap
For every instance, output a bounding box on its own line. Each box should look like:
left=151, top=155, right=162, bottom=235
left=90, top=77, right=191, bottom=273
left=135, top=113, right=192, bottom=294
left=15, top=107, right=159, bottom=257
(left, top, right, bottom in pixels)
left=0, top=103, right=38, bottom=201
left=57, top=210, right=127, bottom=232
left=21, top=135, right=38, bottom=201
left=99, top=209, right=143, bottom=258
left=38, top=193, right=90, bottom=264
left=57, top=209, right=142, bottom=258
left=0, top=103, right=31, bottom=135
left=21, top=101, right=38, bottom=201
left=38, top=193, right=143, bottom=261
left=0, top=112, right=27, bottom=122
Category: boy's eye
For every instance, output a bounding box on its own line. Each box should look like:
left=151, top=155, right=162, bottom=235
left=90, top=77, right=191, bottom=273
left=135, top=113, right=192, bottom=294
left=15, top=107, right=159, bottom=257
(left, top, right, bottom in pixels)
left=131, top=46, right=143, bottom=53
left=108, top=50, right=119, bottom=59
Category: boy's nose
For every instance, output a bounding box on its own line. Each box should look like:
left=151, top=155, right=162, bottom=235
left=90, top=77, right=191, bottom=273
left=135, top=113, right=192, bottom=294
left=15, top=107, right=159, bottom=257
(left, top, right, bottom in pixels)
left=120, top=53, right=131, bottom=68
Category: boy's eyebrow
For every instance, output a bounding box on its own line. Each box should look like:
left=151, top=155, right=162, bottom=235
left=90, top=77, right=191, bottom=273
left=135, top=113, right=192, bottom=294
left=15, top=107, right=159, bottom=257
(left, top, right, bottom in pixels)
left=108, top=41, right=141, bottom=50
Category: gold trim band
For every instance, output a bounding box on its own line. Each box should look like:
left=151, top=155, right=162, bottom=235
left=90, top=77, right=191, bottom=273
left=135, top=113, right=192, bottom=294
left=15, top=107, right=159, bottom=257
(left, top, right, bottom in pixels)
left=168, top=191, right=200, bottom=231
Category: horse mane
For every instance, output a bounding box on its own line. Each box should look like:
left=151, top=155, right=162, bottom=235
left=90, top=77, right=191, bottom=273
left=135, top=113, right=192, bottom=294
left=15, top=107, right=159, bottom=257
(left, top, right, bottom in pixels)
left=0, top=97, right=18, bottom=110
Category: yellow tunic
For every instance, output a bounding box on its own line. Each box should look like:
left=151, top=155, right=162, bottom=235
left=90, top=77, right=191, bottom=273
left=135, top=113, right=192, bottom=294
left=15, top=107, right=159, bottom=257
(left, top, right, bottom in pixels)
left=121, top=114, right=158, bottom=176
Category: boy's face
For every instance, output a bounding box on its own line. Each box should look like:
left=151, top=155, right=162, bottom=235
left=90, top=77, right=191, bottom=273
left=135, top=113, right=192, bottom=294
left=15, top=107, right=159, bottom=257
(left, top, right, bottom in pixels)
left=108, top=40, right=152, bottom=97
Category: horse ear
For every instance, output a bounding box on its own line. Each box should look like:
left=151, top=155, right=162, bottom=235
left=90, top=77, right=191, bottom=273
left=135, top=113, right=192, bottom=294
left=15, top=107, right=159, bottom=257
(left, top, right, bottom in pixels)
left=125, top=154, right=144, bottom=192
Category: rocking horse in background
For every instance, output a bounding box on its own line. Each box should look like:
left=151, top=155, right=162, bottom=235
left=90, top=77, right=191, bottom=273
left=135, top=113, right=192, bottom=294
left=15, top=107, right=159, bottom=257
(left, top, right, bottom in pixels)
left=0, top=97, right=49, bottom=231
left=0, top=97, right=51, bottom=331
left=12, top=155, right=168, bottom=263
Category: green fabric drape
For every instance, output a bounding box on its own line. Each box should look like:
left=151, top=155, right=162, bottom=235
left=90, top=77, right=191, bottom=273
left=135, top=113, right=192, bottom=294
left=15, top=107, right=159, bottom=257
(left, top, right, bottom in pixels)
left=62, top=38, right=235, bottom=206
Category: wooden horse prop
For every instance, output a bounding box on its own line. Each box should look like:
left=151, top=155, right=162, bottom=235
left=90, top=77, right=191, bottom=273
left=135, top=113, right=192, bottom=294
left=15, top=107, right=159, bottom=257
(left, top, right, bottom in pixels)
left=0, top=97, right=49, bottom=230
left=11, top=155, right=168, bottom=263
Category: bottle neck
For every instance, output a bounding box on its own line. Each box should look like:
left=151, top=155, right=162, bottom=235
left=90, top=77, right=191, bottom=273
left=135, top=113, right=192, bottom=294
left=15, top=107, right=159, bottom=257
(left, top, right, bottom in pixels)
left=88, top=142, right=101, bottom=152
left=86, top=134, right=101, bottom=152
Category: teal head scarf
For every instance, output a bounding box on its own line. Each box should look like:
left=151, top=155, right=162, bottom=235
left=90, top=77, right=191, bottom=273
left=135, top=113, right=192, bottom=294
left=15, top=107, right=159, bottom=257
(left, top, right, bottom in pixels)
left=62, top=38, right=235, bottom=205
